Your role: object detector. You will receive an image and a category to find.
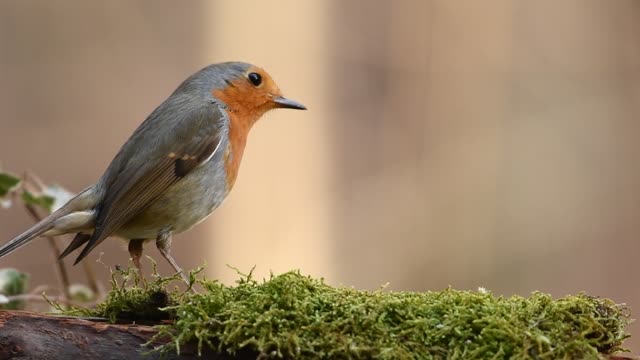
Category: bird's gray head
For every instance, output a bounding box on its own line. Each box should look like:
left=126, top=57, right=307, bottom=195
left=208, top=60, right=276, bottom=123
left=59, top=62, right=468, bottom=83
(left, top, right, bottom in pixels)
left=175, top=62, right=306, bottom=118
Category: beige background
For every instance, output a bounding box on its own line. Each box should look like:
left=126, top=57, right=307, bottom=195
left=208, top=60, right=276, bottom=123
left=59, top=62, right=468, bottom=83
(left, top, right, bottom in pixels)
left=1, top=0, right=639, bottom=354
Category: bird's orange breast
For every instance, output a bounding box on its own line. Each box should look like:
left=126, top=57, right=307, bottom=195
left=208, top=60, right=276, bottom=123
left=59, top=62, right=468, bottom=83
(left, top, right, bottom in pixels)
left=213, top=83, right=266, bottom=192
left=221, top=112, right=249, bottom=191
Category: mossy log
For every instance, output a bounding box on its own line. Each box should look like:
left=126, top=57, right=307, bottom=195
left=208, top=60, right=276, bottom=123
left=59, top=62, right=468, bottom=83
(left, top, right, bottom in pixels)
left=1, top=270, right=633, bottom=359
left=0, top=310, right=634, bottom=360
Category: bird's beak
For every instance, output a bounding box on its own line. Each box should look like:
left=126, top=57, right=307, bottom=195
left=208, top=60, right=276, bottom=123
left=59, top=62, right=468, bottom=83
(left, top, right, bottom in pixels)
left=272, top=96, right=307, bottom=110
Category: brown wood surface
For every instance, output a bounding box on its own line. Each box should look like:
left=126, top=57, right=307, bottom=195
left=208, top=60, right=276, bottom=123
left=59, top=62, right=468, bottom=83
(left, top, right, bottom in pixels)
left=0, top=310, right=257, bottom=360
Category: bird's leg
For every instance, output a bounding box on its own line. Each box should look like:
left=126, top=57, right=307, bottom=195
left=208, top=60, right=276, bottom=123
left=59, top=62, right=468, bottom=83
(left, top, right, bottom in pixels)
left=128, top=239, right=146, bottom=287
left=156, top=232, right=191, bottom=287
left=128, top=239, right=144, bottom=270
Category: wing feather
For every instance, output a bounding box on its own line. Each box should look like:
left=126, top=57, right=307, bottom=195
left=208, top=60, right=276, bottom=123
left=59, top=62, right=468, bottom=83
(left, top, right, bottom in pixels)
left=73, top=104, right=226, bottom=264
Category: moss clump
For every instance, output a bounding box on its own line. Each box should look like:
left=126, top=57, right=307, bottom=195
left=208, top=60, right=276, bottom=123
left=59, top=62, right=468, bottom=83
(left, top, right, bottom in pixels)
left=69, top=264, right=192, bottom=322
left=77, top=268, right=631, bottom=359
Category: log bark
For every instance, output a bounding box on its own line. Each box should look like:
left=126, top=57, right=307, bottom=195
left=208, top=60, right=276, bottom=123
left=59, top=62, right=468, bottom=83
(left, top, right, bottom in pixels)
left=0, top=310, right=255, bottom=360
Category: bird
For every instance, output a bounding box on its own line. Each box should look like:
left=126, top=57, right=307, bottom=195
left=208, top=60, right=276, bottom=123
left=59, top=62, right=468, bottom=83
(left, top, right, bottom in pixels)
left=0, top=62, right=306, bottom=284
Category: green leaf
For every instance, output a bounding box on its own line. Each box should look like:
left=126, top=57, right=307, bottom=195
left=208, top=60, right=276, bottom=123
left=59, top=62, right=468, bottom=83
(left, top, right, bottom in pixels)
left=22, top=190, right=55, bottom=212
left=0, top=172, right=21, bottom=197
left=0, top=268, right=29, bottom=310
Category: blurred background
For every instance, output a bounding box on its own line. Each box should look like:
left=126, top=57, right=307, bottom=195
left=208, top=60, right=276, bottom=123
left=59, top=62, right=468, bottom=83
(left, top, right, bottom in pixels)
left=1, top=0, right=640, bottom=352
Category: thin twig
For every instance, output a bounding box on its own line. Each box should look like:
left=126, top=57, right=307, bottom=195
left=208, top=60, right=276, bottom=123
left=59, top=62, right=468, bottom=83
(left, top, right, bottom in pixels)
left=5, top=293, right=92, bottom=308
left=24, top=172, right=46, bottom=191
left=23, top=204, right=72, bottom=303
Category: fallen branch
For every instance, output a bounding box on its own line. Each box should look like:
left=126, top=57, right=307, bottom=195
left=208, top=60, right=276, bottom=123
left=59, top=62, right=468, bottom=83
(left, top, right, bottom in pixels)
left=0, top=310, right=260, bottom=360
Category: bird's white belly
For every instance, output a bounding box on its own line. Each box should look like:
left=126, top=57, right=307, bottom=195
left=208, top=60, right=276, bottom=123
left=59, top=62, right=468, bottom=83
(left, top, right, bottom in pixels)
left=115, top=157, right=230, bottom=240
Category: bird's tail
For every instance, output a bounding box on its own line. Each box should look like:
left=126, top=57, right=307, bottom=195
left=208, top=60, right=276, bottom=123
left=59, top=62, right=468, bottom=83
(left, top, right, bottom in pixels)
left=0, top=187, right=97, bottom=258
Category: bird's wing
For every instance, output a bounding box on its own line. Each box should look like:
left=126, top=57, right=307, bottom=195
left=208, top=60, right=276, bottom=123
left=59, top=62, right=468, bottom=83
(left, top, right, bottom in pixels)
left=73, top=103, right=226, bottom=264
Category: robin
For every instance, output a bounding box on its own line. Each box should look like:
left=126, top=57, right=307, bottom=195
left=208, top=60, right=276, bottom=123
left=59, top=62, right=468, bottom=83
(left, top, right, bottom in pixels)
left=0, top=62, right=306, bottom=284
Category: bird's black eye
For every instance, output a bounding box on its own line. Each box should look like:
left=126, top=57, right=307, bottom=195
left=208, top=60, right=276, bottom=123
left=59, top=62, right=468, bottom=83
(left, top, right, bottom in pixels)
left=248, top=72, right=262, bottom=87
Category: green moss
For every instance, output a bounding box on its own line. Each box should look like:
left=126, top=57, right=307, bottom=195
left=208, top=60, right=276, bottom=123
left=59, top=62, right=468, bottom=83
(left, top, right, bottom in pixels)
left=74, top=268, right=631, bottom=359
